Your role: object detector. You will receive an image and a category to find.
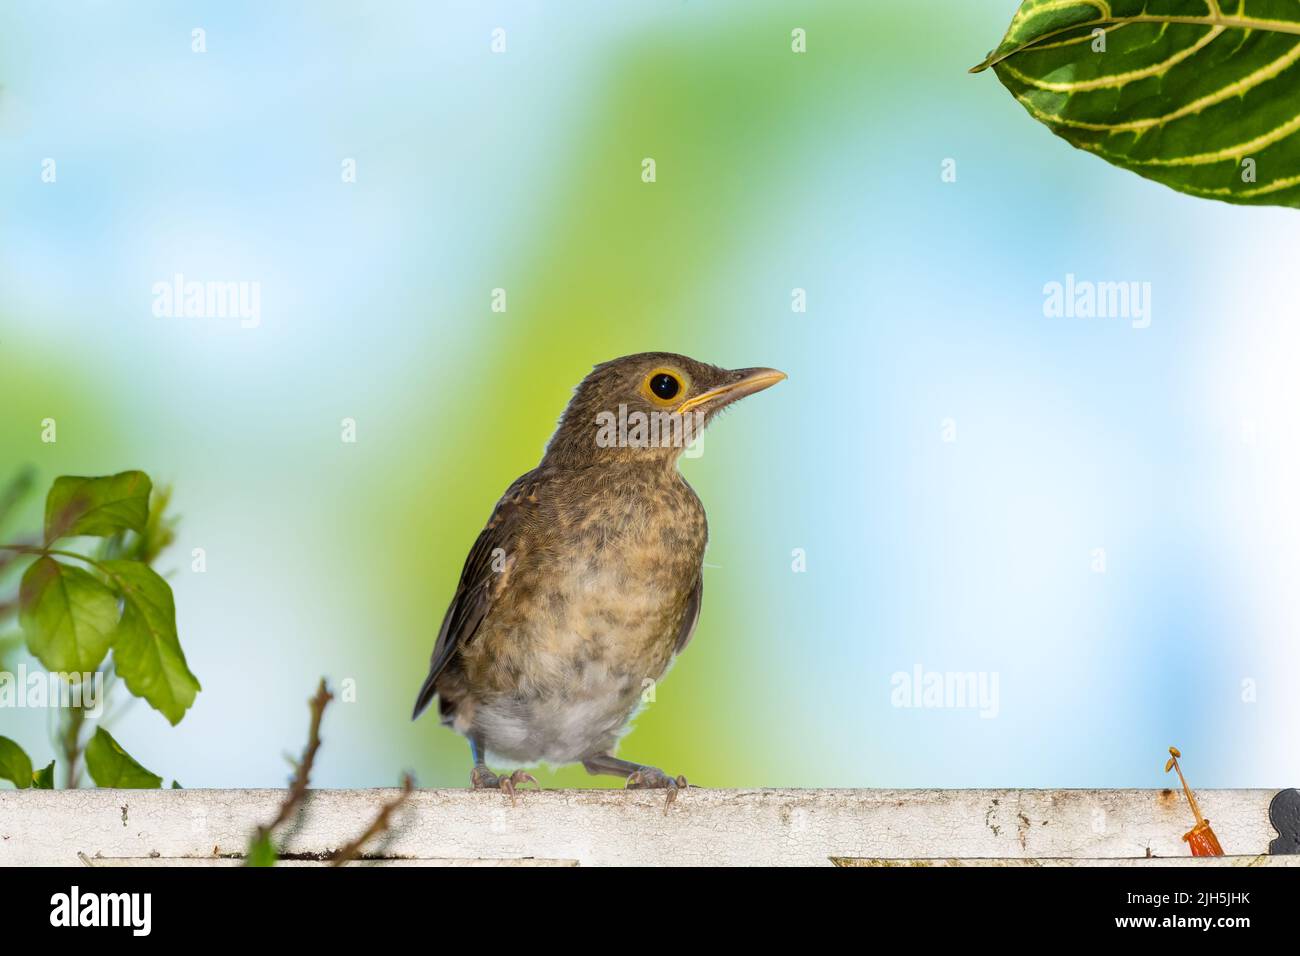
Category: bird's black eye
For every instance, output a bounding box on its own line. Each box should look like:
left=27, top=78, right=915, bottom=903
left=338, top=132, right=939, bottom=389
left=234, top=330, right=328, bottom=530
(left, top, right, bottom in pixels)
left=649, top=372, right=681, bottom=401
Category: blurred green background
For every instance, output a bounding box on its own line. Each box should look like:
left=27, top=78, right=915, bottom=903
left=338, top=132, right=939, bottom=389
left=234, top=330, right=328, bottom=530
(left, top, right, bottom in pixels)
left=2, top=1, right=1296, bottom=789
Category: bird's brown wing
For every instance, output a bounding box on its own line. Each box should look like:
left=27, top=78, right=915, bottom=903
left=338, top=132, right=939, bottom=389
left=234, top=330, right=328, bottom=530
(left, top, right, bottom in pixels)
left=673, top=572, right=704, bottom=655
left=411, top=473, right=540, bottom=720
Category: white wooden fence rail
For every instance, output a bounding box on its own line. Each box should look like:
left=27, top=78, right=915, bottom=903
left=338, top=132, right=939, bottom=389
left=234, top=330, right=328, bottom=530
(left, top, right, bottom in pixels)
left=0, top=788, right=1294, bottom=867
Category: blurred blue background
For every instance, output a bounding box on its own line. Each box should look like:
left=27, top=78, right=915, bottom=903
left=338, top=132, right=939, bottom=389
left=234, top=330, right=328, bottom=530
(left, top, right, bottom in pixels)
left=1, top=0, right=1295, bottom=790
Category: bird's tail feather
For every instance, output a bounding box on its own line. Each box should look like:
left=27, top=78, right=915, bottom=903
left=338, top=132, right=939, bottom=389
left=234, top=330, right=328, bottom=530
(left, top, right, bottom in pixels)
left=411, top=672, right=438, bottom=721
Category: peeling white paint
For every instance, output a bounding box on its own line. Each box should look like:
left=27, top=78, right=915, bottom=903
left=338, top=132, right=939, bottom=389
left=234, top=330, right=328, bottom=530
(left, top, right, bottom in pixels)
left=0, top=788, right=1283, bottom=867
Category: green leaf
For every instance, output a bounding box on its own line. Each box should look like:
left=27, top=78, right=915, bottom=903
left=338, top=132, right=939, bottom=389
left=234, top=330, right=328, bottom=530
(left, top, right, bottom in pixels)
left=84, top=728, right=162, bottom=788
left=19, top=556, right=119, bottom=673
left=103, top=560, right=200, bottom=725
left=975, top=1, right=1300, bottom=207
left=45, top=471, right=152, bottom=542
left=246, top=834, right=278, bottom=867
left=32, top=761, right=56, bottom=789
left=0, top=736, right=34, bottom=789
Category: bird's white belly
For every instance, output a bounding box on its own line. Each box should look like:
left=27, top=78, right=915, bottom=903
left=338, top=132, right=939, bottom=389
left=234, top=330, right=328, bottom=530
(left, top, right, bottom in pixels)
left=472, top=659, right=646, bottom=765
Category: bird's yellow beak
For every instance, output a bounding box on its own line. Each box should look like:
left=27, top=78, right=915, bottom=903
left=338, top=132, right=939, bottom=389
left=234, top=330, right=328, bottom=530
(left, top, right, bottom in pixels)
left=675, top=368, right=787, bottom=416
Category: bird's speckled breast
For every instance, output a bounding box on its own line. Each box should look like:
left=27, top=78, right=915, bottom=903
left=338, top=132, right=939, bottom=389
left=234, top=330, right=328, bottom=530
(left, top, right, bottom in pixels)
left=454, top=465, right=707, bottom=764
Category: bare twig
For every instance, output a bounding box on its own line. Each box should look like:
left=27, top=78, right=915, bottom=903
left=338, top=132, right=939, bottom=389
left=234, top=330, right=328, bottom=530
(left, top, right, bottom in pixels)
left=253, top=679, right=333, bottom=846
left=328, top=774, right=416, bottom=867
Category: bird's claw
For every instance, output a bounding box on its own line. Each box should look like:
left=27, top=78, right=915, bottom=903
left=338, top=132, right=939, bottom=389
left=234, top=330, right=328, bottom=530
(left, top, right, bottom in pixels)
left=471, top=767, right=539, bottom=806
left=500, top=769, right=539, bottom=806
left=625, top=768, right=688, bottom=813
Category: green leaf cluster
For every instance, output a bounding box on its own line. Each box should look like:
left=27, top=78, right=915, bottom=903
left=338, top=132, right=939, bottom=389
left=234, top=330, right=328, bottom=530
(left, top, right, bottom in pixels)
left=0, top=730, right=165, bottom=790
left=16, top=471, right=200, bottom=725
left=0, top=470, right=198, bottom=791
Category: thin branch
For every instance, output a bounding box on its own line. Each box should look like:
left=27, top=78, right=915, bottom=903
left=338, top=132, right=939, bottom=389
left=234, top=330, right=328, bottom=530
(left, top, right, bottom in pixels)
left=253, top=679, right=333, bottom=845
left=60, top=706, right=87, bottom=789
left=0, top=537, right=38, bottom=577
left=0, top=544, right=115, bottom=577
left=328, top=774, right=416, bottom=867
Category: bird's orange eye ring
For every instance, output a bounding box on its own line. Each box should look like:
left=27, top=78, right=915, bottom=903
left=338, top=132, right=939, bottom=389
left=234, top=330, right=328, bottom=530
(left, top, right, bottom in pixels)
left=641, top=368, right=686, bottom=406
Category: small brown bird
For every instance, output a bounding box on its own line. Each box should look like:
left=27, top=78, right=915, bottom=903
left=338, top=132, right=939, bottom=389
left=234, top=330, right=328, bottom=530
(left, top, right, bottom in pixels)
left=412, top=353, right=785, bottom=800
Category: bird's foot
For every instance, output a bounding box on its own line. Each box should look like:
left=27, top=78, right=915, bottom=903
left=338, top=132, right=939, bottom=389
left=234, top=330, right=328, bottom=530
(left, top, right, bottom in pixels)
left=470, top=767, right=539, bottom=806
left=625, top=767, right=688, bottom=813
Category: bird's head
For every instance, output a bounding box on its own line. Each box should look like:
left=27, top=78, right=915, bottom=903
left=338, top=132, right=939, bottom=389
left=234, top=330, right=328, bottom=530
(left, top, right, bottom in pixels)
left=544, top=352, right=786, bottom=466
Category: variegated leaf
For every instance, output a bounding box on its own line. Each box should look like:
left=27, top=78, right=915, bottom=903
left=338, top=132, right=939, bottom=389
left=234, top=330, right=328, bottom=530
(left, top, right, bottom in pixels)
left=975, top=0, right=1300, bottom=207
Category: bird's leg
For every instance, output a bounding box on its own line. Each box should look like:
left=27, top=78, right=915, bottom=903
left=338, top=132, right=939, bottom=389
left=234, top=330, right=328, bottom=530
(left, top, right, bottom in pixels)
left=468, top=738, right=538, bottom=805
left=582, top=753, right=688, bottom=811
